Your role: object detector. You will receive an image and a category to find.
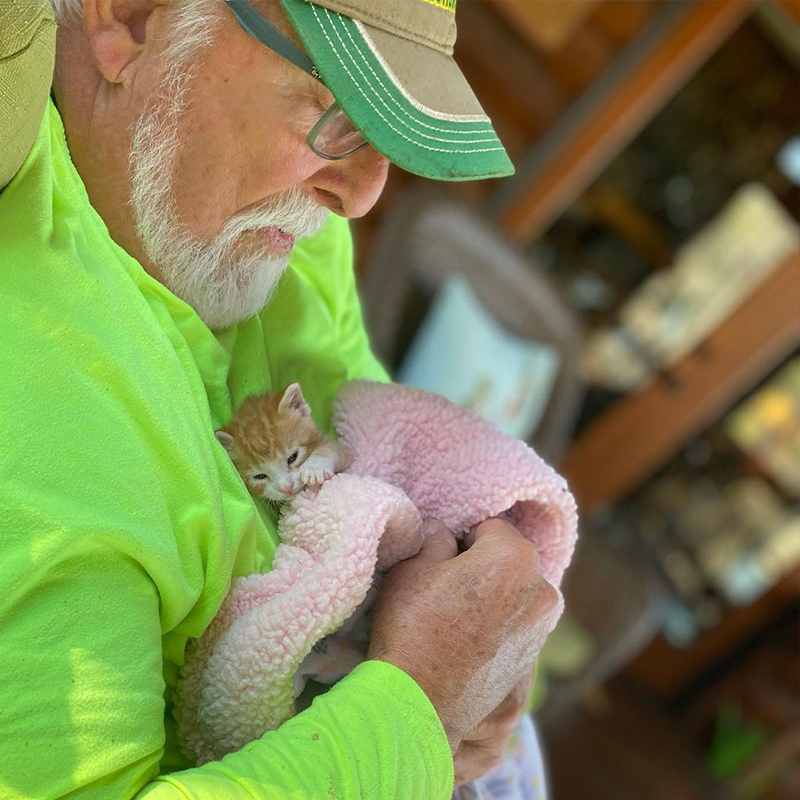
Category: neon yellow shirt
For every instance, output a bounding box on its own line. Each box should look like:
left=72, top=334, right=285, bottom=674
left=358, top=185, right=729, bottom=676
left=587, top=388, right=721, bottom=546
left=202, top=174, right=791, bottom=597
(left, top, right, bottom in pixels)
left=0, top=101, right=453, bottom=800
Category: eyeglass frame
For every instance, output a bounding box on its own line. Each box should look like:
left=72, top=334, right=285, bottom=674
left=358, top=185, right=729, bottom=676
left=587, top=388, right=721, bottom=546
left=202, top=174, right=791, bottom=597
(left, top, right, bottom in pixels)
left=224, top=0, right=370, bottom=160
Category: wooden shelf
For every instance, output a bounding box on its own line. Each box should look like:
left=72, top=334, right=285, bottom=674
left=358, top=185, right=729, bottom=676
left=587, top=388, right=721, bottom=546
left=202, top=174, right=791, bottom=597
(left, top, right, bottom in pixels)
left=626, top=566, right=800, bottom=698
left=562, top=249, right=800, bottom=696
left=559, top=248, right=800, bottom=511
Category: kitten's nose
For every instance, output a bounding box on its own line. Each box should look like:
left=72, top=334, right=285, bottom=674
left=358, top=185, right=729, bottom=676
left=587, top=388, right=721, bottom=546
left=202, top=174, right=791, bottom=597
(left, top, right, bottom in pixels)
left=279, top=483, right=295, bottom=495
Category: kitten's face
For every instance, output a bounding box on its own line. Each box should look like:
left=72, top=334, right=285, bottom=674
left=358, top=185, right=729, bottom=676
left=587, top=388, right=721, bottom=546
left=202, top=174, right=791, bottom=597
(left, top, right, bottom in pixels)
left=237, top=429, right=316, bottom=502
left=217, top=385, right=322, bottom=502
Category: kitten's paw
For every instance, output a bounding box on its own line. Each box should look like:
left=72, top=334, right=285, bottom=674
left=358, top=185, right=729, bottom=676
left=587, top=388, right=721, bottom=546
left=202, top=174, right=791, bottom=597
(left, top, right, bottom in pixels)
left=299, top=462, right=334, bottom=488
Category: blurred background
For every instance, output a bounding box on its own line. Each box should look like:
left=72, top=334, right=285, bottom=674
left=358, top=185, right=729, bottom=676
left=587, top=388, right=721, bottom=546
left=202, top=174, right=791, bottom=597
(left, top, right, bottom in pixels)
left=350, top=2, right=800, bottom=798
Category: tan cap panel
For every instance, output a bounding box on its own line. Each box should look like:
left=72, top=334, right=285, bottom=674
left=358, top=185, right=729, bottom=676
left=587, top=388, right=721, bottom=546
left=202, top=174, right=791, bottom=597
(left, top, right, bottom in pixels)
left=301, top=0, right=456, bottom=53
left=359, top=22, right=485, bottom=118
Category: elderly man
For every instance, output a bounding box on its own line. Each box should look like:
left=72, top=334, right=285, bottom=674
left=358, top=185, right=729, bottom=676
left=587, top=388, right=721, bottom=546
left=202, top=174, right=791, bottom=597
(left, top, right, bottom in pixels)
left=0, top=1, right=558, bottom=798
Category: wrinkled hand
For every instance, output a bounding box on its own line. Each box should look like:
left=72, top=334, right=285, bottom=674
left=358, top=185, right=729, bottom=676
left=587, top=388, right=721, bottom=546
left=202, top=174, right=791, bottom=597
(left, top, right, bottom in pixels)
left=368, top=517, right=558, bottom=754
left=453, top=665, right=534, bottom=786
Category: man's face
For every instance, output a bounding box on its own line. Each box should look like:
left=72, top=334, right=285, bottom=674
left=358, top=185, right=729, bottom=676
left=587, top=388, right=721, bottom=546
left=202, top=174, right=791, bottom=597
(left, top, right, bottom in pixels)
left=56, top=0, right=389, bottom=329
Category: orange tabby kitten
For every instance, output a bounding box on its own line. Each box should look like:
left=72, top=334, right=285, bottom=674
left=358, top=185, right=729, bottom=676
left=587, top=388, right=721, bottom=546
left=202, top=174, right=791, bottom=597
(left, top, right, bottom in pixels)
left=215, top=383, right=352, bottom=503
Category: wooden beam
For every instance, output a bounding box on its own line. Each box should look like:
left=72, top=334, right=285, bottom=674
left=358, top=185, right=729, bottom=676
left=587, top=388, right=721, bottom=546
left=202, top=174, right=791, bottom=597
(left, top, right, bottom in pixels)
left=534, top=21, right=616, bottom=97
left=560, top=249, right=800, bottom=510
left=779, top=0, right=800, bottom=24
left=487, top=0, right=599, bottom=53
left=592, top=0, right=665, bottom=48
left=494, top=0, right=757, bottom=243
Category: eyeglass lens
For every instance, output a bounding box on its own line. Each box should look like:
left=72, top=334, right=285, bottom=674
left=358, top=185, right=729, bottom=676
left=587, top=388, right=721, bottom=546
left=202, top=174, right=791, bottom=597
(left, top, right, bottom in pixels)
left=308, top=103, right=369, bottom=160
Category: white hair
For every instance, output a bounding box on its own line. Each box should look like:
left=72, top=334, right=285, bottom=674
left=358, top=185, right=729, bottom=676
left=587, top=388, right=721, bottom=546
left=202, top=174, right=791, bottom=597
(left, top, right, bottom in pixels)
left=49, top=0, right=82, bottom=23
left=124, top=0, right=329, bottom=329
left=53, top=0, right=328, bottom=329
left=49, top=0, right=217, bottom=26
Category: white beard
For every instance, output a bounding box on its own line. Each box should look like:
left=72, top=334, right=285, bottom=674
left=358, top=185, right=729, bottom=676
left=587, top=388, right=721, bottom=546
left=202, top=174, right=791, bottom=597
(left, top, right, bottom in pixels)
left=128, top=55, right=329, bottom=330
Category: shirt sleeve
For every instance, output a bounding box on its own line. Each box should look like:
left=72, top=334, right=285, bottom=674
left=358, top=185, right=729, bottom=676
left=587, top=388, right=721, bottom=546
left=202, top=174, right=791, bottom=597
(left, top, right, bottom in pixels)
left=1, top=162, right=451, bottom=797
left=0, top=534, right=453, bottom=800
left=139, top=661, right=453, bottom=799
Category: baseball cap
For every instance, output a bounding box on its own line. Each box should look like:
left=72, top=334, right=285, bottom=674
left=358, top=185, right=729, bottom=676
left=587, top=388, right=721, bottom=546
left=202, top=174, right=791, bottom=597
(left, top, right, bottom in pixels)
left=277, top=0, right=515, bottom=182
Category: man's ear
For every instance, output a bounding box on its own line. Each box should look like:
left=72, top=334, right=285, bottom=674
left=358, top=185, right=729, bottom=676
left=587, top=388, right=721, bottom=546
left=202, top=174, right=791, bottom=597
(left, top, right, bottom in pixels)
left=83, top=0, right=167, bottom=85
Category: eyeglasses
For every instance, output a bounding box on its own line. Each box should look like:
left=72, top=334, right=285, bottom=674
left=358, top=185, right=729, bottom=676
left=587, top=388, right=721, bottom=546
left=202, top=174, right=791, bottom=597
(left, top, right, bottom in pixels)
left=224, top=0, right=370, bottom=160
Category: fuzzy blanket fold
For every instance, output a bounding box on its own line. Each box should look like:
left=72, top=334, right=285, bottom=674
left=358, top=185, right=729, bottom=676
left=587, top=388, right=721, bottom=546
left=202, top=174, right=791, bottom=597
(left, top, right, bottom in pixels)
left=176, top=381, right=578, bottom=765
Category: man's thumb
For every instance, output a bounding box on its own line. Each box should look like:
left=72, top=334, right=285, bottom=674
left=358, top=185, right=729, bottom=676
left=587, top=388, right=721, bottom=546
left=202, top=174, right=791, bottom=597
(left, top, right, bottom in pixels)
left=415, top=519, right=458, bottom=562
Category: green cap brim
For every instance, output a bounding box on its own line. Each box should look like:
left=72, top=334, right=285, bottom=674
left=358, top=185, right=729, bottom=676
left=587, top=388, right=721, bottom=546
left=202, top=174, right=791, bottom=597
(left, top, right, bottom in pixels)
left=278, top=0, right=515, bottom=182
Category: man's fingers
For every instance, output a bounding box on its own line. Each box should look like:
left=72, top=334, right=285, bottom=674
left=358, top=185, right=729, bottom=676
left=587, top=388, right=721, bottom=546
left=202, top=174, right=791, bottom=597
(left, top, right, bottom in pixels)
left=465, top=518, right=541, bottom=570
left=465, top=517, right=519, bottom=549
left=414, top=518, right=458, bottom=563
left=453, top=739, right=506, bottom=786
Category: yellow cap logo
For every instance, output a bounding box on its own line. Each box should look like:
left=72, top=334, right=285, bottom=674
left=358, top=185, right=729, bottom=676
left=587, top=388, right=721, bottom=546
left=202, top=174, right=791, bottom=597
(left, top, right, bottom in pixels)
left=420, top=0, right=456, bottom=11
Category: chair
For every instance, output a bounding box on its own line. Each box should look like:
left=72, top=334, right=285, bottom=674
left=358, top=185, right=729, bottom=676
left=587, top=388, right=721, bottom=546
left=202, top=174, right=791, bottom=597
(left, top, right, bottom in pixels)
left=361, top=187, right=585, bottom=464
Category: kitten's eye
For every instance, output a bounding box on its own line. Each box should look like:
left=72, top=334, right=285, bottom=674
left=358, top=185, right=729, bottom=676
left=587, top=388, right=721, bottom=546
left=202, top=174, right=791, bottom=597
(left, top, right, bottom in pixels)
left=253, top=473, right=268, bottom=481
left=287, top=450, right=299, bottom=466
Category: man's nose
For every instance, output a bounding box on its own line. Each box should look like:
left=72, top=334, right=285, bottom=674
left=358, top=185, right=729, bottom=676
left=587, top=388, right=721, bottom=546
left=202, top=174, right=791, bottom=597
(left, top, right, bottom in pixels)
left=305, top=146, right=390, bottom=219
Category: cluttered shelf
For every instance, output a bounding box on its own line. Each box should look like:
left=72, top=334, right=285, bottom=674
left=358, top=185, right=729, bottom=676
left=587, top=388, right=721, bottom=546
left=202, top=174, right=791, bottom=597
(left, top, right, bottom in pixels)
left=559, top=246, right=800, bottom=510
left=533, top=233, right=800, bottom=714
left=519, top=5, right=800, bottom=709
left=552, top=210, right=800, bottom=700
left=604, top=337, right=800, bottom=697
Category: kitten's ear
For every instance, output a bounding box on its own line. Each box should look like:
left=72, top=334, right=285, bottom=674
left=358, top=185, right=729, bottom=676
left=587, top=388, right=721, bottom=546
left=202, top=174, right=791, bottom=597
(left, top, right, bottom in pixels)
left=278, top=382, right=311, bottom=418
left=215, top=430, right=235, bottom=452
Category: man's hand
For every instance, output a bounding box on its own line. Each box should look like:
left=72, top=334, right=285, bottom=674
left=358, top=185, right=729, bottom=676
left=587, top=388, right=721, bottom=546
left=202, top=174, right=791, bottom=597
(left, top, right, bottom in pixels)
left=367, top=518, right=558, bottom=754
left=453, top=665, right=534, bottom=785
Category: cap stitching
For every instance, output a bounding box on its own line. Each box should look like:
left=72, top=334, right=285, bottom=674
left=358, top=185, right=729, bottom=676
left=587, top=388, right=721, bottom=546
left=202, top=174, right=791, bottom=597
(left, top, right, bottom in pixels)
left=331, top=8, right=497, bottom=144
left=322, top=7, right=496, bottom=145
left=315, top=6, right=503, bottom=152
left=350, top=20, right=491, bottom=128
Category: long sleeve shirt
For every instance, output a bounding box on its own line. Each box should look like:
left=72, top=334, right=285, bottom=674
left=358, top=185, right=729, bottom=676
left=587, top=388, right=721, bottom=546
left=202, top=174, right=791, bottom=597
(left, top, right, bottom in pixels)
left=0, top=99, right=453, bottom=800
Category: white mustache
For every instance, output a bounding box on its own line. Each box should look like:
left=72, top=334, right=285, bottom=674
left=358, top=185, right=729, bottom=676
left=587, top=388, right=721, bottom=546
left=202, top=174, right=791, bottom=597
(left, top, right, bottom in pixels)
left=220, top=188, right=330, bottom=244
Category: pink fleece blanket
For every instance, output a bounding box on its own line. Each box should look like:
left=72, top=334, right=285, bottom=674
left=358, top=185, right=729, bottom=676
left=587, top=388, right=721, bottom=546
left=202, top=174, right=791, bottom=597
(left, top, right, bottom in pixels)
left=176, top=381, right=578, bottom=765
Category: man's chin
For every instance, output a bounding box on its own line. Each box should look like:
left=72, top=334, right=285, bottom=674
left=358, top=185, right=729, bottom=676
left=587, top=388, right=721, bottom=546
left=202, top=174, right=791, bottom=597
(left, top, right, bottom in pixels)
left=170, top=255, right=289, bottom=331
